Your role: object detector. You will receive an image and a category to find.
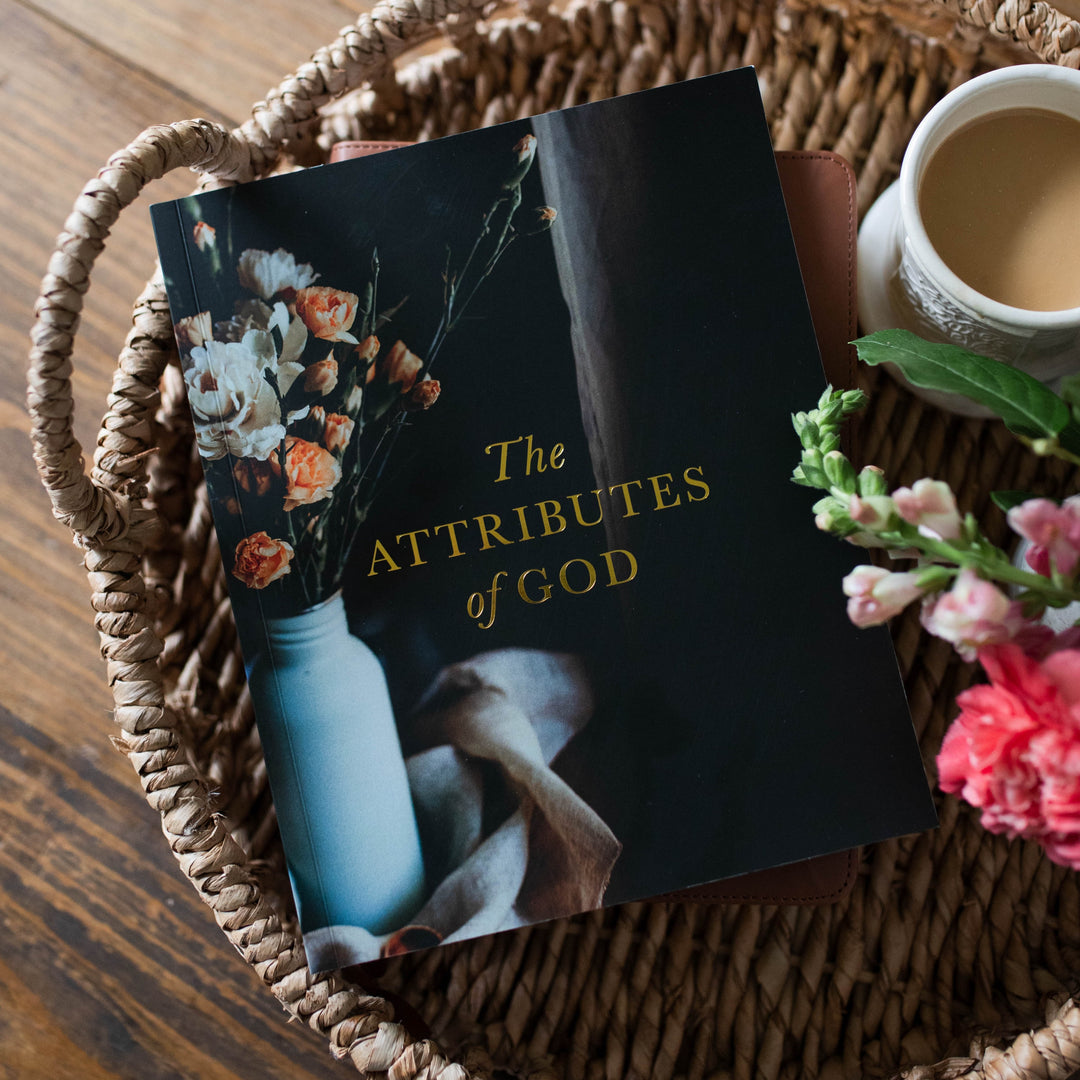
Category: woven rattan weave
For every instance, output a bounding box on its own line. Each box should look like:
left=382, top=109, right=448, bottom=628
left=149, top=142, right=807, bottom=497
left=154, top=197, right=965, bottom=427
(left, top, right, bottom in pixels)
left=25, top=1, right=1080, bottom=1076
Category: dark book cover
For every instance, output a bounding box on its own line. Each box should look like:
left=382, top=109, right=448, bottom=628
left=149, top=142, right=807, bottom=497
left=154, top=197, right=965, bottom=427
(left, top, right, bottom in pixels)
left=151, top=69, right=936, bottom=972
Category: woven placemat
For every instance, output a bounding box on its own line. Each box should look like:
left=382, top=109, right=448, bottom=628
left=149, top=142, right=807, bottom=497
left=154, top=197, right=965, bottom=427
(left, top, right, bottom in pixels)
left=27, top=1, right=1080, bottom=1077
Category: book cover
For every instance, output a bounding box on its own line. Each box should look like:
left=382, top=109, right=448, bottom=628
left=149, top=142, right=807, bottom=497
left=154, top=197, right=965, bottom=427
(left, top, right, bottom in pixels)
left=151, top=69, right=936, bottom=972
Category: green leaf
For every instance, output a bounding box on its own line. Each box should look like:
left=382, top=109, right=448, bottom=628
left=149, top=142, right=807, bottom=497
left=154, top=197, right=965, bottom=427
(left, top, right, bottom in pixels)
left=990, top=490, right=1038, bottom=513
left=853, top=329, right=1071, bottom=442
left=1059, top=372, right=1080, bottom=409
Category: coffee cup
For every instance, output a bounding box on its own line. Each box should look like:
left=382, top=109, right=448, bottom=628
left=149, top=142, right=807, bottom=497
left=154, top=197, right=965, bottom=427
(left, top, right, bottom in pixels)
left=858, top=64, right=1080, bottom=415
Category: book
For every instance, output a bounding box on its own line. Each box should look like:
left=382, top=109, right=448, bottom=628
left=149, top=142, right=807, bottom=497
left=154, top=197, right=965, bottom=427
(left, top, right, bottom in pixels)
left=151, top=69, right=936, bottom=972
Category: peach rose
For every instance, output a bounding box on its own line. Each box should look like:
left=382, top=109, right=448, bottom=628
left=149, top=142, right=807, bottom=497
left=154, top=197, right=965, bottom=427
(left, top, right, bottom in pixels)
left=324, top=412, right=355, bottom=454
left=283, top=435, right=342, bottom=511
left=295, top=286, right=359, bottom=342
left=304, top=357, right=339, bottom=395
left=383, top=340, right=423, bottom=394
left=232, top=531, right=294, bottom=589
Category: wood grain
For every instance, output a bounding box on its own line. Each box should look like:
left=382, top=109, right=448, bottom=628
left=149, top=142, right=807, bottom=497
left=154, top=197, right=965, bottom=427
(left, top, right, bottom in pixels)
left=0, top=0, right=375, bottom=1074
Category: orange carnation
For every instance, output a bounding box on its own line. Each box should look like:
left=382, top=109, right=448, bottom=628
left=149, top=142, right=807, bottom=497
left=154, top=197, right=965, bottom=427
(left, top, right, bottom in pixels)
left=232, top=531, right=294, bottom=589
left=383, top=340, right=423, bottom=394
left=324, top=412, right=355, bottom=454
left=295, top=286, right=359, bottom=341
left=283, top=435, right=342, bottom=511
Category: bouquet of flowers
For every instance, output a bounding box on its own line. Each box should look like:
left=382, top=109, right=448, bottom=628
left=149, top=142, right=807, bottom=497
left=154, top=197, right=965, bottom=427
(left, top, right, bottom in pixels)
left=797, top=331, right=1080, bottom=869
left=169, top=135, right=554, bottom=611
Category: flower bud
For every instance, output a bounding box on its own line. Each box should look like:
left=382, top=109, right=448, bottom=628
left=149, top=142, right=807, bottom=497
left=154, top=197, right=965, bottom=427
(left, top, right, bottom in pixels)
left=799, top=448, right=828, bottom=489
left=856, top=465, right=887, bottom=497
left=893, top=478, right=962, bottom=541
left=522, top=206, right=558, bottom=235
left=173, top=311, right=213, bottom=353
left=306, top=404, right=327, bottom=441
left=503, top=134, right=537, bottom=189
left=823, top=450, right=856, bottom=494
left=799, top=418, right=821, bottom=450
left=840, top=389, right=868, bottom=413
left=849, top=494, right=895, bottom=531
left=304, top=358, right=339, bottom=395
left=324, top=412, right=355, bottom=454
left=192, top=221, right=216, bottom=252
left=357, top=334, right=380, bottom=361
left=843, top=565, right=924, bottom=628
left=345, top=384, right=364, bottom=414
left=382, top=340, right=423, bottom=394
left=404, top=375, right=441, bottom=412
left=813, top=496, right=852, bottom=534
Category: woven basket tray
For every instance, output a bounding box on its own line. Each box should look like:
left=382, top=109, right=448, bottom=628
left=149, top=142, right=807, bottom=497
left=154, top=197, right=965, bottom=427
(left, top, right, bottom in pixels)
left=26, top=1, right=1080, bottom=1076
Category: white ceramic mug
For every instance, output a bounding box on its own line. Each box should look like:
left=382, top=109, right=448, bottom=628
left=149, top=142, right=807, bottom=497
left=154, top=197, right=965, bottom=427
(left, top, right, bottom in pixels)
left=858, top=64, right=1080, bottom=415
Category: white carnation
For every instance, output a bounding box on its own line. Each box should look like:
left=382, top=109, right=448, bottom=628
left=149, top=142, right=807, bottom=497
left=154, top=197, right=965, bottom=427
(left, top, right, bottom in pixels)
left=237, top=248, right=319, bottom=301
left=184, top=335, right=284, bottom=461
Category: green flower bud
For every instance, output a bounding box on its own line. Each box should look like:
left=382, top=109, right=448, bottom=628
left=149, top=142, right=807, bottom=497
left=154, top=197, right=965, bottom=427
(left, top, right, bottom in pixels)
left=813, top=495, right=853, bottom=534
left=791, top=465, right=813, bottom=488
left=856, top=465, right=887, bottom=497
left=800, top=448, right=828, bottom=489
left=840, top=389, right=868, bottom=414
left=817, top=399, right=844, bottom=427
left=823, top=450, right=857, bottom=494
left=799, top=419, right=821, bottom=450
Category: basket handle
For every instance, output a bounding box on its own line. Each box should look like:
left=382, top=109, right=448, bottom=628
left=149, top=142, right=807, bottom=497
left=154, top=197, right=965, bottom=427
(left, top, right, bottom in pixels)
left=27, top=0, right=488, bottom=549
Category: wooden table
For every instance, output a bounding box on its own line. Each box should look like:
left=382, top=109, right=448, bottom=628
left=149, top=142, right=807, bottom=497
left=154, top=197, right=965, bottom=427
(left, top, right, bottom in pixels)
left=0, top=3, right=384, bottom=1075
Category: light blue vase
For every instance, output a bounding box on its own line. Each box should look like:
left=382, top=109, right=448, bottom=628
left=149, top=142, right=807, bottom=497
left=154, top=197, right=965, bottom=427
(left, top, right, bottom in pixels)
left=247, top=592, right=426, bottom=936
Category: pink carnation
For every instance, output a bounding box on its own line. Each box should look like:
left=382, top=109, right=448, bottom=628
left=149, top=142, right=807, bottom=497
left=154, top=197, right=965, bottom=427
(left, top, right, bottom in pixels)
left=1007, top=496, right=1080, bottom=578
left=937, top=642, right=1080, bottom=867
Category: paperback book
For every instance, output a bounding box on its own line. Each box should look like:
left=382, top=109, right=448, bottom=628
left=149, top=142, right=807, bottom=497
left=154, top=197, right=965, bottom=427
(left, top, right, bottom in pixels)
left=152, top=69, right=936, bottom=972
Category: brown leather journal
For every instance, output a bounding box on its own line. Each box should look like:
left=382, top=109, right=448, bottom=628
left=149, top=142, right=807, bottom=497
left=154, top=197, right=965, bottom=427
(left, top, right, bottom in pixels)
left=329, top=140, right=860, bottom=905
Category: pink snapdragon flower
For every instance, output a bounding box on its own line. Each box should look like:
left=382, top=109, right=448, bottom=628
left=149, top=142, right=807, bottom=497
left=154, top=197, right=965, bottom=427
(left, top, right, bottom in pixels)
left=920, top=568, right=1023, bottom=660
left=937, top=641, right=1080, bottom=868
left=842, top=565, right=924, bottom=627
left=892, top=478, right=963, bottom=541
left=1007, top=496, right=1080, bottom=577
left=848, top=494, right=894, bottom=531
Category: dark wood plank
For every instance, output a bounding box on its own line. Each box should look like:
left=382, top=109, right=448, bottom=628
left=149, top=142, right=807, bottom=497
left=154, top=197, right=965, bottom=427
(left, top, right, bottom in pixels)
left=0, top=704, right=334, bottom=1079
left=0, top=1, right=372, bottom=1075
